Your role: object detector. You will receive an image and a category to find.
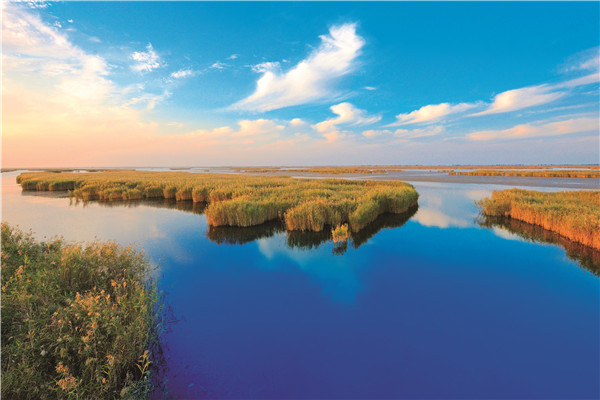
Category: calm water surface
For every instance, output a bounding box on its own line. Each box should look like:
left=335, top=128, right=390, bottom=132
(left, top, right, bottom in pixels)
left=2, top=172, right=598, bottom=399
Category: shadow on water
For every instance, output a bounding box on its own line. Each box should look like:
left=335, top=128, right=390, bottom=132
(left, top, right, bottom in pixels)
left=478, top=216, right=600, bottom=275
left=68, top=197, right=418, bottom=254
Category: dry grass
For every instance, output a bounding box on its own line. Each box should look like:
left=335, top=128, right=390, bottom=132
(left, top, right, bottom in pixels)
left=452, top=169, right=600, bottom=179
left=477, top=189, right=600, bottom=250
left=331, top=224, right=350, bottom=242
left=17, top=171, right=418, bottom=233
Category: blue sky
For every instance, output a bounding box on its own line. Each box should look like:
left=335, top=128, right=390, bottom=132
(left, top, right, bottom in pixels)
left=3, top=1, right=599, bottom=166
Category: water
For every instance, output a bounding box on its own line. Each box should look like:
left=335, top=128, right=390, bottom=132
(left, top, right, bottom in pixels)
left=2, top=171, right=599, bottom=399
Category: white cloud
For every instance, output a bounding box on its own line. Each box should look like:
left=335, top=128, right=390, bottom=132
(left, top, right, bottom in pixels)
left=124, top=90, right=171, bottom=110
left=131, top=43, right=162, bottom=72
left=251, top=61, right=280, bottom=73
left=554, top=73, right=599, bottom=89
left=314, top=102, right=381, bottom=135
left=467, top=116, right=598, bottom=141
left=228, top=54, right=239, bottom=60
left=210, top=61, right=227, bottom=70
left=289, top=118, right=307, bottom=127
left=472, top=85, right=564, bottom=116
left=170, top=69, right=195, bottom=79
left=390, top=102, right=476, bottom=125
left=231, top=23, right=365, bottom=112
left=364, top=86, right=377, bottom=91
left=564, top=47, right=599, bottom=72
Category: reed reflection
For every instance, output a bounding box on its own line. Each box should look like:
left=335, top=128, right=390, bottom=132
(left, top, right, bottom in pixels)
left=69, top=197, right=418, bottom=254
left=478, top=216, right=600, bottom=275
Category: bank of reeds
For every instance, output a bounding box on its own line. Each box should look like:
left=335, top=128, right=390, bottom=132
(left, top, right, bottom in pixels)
left=477, top=189, right=600, bottom=250
left=452, top=169, right=600, bottom=179
left=17, top=171, right=418, bottom=233
left=1, top=224, right=161, bottom=399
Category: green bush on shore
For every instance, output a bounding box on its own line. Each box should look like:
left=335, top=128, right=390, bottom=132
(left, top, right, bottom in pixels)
left=1, top=223, right=161, bottom=399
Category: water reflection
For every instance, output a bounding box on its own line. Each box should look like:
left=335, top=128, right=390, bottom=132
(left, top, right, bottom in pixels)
left=478, top=216, right=600, bottom=274
left=4, top=172, right=599, bottom=398
left=75, top=198, right=418, bottom=254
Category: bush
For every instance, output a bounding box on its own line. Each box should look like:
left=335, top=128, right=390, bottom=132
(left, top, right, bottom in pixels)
left=1, top=224, right=161, bottom=399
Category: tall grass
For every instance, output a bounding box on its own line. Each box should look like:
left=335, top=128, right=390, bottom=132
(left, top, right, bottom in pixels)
left=1, top=224, right=162, bottom=399
left=17, top=171, right=419, bottom=233
left=477, top=189, right=600, bottom=250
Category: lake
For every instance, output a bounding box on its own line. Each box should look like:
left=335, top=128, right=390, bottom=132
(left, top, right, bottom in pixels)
left=2, top=171, right=598, bottom=399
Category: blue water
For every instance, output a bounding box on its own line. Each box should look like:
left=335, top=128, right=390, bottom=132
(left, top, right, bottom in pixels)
left=2, top=172, right=598, bottom=399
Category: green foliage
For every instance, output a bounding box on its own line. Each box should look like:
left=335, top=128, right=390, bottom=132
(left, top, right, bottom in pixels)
left=1, top=224, right=161, bottom=399
left=17, top=171, right=419, bottom=233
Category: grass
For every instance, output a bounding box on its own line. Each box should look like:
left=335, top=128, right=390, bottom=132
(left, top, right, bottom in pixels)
left=17, top=171, right=419, bottom=233
left=1, top=224, right=162, bottom=399
left=477, top=189, right=600, bottom=250
left=451, top=169, right=600, bottom=179
left=331, top=224, right=350, bottom=242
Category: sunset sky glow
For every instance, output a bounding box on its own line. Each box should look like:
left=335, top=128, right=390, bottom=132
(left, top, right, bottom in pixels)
left=2, top=1, right=599, bottom=167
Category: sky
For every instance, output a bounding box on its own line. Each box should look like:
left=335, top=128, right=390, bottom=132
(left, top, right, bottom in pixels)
left=2, top=1, right=599, bottom=167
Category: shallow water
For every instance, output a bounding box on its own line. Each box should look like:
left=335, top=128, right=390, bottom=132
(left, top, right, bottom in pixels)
left=2, top=171, right=598, bottom=399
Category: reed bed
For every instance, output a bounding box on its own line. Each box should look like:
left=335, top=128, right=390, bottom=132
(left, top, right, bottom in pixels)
left=1, top=223, right=161, bottom=399
left=17, top=171, right=418, bottom=233
left=477, top=189, right=600, bottom=250
left=452, top=169, right=600, bottom=179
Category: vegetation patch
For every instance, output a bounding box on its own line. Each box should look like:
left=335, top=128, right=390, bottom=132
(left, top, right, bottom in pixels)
left=331, top=224, right=350, bottom=243
left=17, top=171, right=419, bottom=233
left=477, top=189, right=600, bottom=250
left=1, top=224, right=162, bottom=399
left=452, top=169, right=600, bottom=179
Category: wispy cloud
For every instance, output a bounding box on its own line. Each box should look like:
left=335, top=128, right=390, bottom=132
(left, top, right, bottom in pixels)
left=562, top=47, right=599, bottom=72
left=131, top=43, right=162, bottom=72
left=467, top=116, right=598, bottom=141
left=210, top=61, right=228, bottom=70
left=251, top=61, right=280, bottom=73
left=170, top=69, right=195, bottom=79
left=471, top=85, right=564, bottom=116
left=390, top=102, right=476, bottom=125
left=314, top=102, right=380, bottom=141
left=231, top=23, right=365, bottom=112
